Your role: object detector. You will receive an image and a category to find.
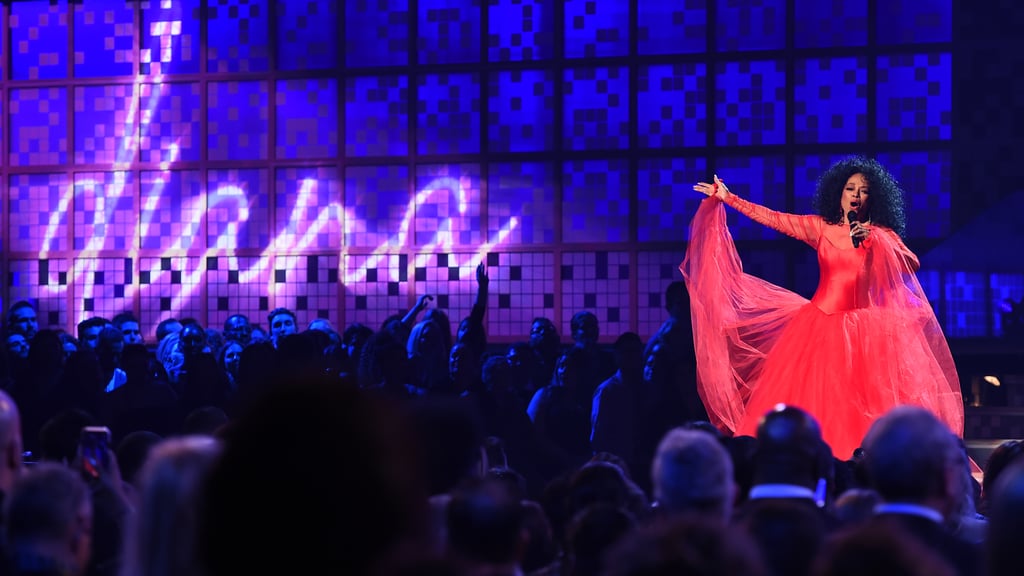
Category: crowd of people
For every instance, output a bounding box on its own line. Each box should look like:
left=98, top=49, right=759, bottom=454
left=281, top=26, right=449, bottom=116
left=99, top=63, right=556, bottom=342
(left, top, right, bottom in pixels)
left=0, top=264, right=1015, bottom=576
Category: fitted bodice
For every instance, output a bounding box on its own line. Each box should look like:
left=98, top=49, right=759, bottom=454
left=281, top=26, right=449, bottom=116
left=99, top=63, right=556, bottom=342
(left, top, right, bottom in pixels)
left=811, top=227, right=870, bottom=314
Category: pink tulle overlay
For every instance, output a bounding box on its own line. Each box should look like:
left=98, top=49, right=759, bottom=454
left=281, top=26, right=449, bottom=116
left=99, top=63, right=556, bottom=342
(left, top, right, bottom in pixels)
left=681, top=198, right=963, bottom=460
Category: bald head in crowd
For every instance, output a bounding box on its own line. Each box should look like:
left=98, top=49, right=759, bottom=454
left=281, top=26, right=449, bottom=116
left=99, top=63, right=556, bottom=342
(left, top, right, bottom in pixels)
left=0, top=389, right=23, bottom=495
left=651, top=428, right=734, bottom=522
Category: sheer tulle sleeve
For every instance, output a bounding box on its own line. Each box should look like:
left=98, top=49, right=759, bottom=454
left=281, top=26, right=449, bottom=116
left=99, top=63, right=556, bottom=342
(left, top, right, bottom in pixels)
left=725, top=194, right=823, bottom=248
left=863, top=226, right=920, bottom=272
left=680, top=198, right=809, bottom=433
left=863, top=227, right=964, bottom=435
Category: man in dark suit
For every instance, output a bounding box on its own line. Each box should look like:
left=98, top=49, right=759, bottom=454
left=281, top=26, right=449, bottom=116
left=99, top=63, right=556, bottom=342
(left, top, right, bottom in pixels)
left=861, top=406, right=981, bottom=576
left=988, top=459, right=1024, bottom=576
left=733, top=405, right=836, bottom=576
left=643, top=281, right=706, bottom=425
left=737, top=405, right=839, bottom=514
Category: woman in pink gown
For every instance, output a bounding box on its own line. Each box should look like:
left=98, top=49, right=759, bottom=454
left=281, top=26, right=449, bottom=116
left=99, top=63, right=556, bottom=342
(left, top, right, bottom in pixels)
left=682, top=157, right=964, bottom=459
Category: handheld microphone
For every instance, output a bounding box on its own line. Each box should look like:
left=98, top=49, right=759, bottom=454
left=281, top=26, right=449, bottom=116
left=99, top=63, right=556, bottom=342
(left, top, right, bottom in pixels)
left=848, top=209, right=861, bottom=248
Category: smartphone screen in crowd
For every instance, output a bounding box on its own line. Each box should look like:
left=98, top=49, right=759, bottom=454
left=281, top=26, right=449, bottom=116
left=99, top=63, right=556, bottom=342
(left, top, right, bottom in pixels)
left=79, top=426, right=112, bottom=479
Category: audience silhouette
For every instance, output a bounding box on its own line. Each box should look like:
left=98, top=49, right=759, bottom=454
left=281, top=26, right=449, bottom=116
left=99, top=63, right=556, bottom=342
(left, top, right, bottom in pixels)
left=0, top=288, right=1001, bottom=576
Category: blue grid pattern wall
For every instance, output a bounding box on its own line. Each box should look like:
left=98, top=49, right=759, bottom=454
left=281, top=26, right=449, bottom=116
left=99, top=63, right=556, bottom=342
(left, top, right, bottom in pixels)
left=0, top=0, right=985, bottom=342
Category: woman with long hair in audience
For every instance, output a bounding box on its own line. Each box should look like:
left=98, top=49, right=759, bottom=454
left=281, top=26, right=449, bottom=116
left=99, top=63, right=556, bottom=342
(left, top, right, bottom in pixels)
left=684, top=157, right=963, bottom=460
left=407, top=317, right=451, bottom=394
left=155, top=331, right=184, bottom=387
left=216, top=340, right=243, bottom=391
left=119, top=436, right=220, bottom=576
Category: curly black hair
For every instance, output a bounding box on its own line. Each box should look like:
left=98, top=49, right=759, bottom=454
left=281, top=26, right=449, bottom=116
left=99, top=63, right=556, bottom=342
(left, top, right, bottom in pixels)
left=811, top=156, right=907, bottom=238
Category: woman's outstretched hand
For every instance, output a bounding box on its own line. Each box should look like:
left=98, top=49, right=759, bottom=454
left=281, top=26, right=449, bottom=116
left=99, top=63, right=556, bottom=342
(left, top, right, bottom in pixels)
left=693, top=174, right=731, bottom=201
